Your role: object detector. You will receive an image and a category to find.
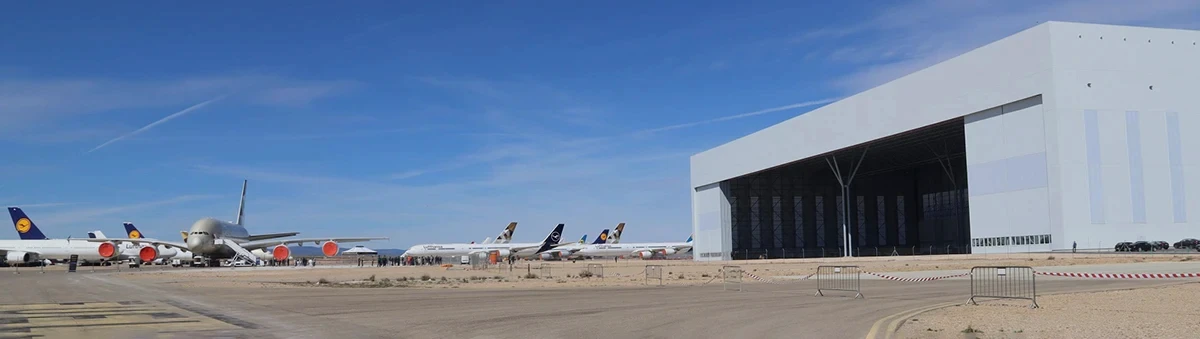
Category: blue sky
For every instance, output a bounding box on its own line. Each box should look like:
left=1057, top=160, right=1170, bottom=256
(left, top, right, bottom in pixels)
left=3, top=1, right=1198, bottom=248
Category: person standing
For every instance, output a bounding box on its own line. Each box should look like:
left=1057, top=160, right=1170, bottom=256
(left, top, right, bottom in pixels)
left=1072, top=241, right=1077, bottom=253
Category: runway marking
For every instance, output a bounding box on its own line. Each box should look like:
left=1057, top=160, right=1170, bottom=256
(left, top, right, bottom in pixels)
left=0, top=301, right=241, bottom=337
left=864, top=301, right=959, bottom=339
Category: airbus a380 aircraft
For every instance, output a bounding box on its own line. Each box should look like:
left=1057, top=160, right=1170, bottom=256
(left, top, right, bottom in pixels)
left=85, top=180, right=387, bottom=266
left=404, top=223, right=567, bottom=260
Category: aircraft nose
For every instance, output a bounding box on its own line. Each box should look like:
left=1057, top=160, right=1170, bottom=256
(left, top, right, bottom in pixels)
left=186, top=234, right=213, bottom=252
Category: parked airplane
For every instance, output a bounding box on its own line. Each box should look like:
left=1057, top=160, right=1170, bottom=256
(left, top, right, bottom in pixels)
left=123, top=222, right=194, bottom=265
left=404, top=223, right=567, bottom=260
left=609, top=223, right=624, bottom=244
left=478, top=222, right=517, bottom=244
left=3, top=207, right=106, bottom=265
left=83, top=180, right=387, bottom=266
left=574, top=234, right=693, bottom=259
left=492, top=222, right=517, bottom=244
left=539, top=229, right=609, bottom=260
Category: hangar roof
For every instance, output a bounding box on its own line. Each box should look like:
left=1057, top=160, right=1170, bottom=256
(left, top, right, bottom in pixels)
left=690, top=21, right=1059, bottom=188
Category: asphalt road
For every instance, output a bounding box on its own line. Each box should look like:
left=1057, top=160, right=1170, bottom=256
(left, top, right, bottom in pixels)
left=1, top=264, right=1191, bottom=339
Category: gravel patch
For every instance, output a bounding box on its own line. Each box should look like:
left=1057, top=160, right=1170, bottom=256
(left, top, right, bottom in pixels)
left=897, top=282, right=1200, bottom=338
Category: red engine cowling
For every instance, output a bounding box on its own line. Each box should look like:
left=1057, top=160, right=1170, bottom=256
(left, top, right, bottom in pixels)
left=636, top=250, right=655, bottom=259
left=138, top=246, right=159, bottom=263
left=272, top=245, right=290, bottom=261
left=97, top=242, right=120, bottom=260
left=321, top=241, right=339, bottom=257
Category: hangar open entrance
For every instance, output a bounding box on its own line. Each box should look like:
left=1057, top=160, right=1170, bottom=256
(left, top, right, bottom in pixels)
left=724, top=118, right=968, bottom=260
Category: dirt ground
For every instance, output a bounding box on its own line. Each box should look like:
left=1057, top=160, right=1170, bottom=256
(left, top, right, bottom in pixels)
left=119, top=253, right=1198, bottom=290
left=895, top=282, right=1200, bottom=339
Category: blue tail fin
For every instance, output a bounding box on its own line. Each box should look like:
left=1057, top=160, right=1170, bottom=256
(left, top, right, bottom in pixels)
left=123, top=222, right=145, bottom=239
left=685, top=234, right=693, bottom=243
left=8, top=207, right=49, bottom=240
left=578, top=234, right=587, bottom=244
left=592, top=229, right=610, bottom=244
left=534, top=224, right=565, bottom=254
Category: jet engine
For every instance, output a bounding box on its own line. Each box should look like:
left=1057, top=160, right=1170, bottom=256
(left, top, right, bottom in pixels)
left=138, top=246, right=159, bottom=263
left=272, top=245, right=290, bottom=261
left=659, top=249, right=676, bottom=256
left=5, top=251, right=39, bottom=264
left=539, top=252, right=561, bottom=261
left=320, top=241, right=339, bottom=257
left=157, top=246, right=179, bottom=259
left=636, top=250, right=655, bottom=259
left=97, top=242, right=121, bottom=260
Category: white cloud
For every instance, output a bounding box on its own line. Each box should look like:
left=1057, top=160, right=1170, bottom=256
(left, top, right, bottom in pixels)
left=0, top=75, right=359, bottom=141
left=30, top=195, right=223, bottom=226
left=806, top=0, right=1200, bottom=92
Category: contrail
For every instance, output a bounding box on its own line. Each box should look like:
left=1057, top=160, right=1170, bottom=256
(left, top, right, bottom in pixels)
left=637, top=97, right=840, bottom=135
left=88, top=96, right=225, bottom=153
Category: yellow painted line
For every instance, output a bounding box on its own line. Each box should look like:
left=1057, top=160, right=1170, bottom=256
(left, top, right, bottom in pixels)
left=864, top=301, right=959, bottom=339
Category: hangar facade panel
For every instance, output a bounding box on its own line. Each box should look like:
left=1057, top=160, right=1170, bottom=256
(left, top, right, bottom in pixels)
left=690, top=22, right=1200, bottom=260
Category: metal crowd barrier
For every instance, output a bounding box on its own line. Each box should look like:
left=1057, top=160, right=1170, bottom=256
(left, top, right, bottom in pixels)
left=539, top=263, right=553, bottom=278
left=967, top=266, right=1038, bottom=308
left=814, top=265, right=863, bottom=299
left=645, top=265, right=664, bottom=286
left=587, top=263, right=604, bottom=279
left=722, top=265, right=743, bottom=291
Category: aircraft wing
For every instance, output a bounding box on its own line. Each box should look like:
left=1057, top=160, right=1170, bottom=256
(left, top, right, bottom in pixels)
left=509, top=242, right=574, bottom=253
left=247, top=232, right=301, bottom=242
left=238, top=237, right=388, bottom=251
left=80, top=238, right=189, bottom=251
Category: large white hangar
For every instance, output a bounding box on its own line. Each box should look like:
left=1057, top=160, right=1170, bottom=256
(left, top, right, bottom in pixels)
left=690, top=22, right=1200, bottom=261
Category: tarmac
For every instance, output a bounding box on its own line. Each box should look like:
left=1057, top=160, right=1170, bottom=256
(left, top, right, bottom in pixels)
left=0, top=262, right=1194, bottom=339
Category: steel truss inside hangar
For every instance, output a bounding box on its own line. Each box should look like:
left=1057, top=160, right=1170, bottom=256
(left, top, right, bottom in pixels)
left=723, top=118, right=970, bottom=260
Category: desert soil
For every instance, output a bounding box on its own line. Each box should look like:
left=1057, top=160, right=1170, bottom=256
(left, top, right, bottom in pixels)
left=895, top=282, right=1200, bottom=339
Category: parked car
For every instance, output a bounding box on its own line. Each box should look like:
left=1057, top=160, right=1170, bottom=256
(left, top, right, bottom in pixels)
left=1173, top=238, right=1200, bottom=250
left=1115, top=242, right=1134, bottom=252
left=1130, top=241, right=1155, bottom=252
left=1152, top=241, right=1170, bottom=251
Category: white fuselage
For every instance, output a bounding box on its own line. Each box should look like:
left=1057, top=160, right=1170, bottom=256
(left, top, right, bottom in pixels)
left=0, top=239, right=105, bottom=262
left=575, top=242, right=690, bottom=258
left=185, top=218, right=251, bottom=259
left=404, top=242, right=544, bottom=258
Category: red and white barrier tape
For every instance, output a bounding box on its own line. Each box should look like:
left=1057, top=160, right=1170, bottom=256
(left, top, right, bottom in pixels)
left=864, top=271, right=969, bottom=282
left=744, top=272, right=771, bottom=282
left=738, top=269, right=1200, bottom=283
left=1035, top=271, right=1200, bottom=279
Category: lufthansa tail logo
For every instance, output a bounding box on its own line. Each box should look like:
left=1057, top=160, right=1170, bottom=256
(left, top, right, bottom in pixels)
left=15, top=218, right=31, bottom=234
left=129, top=230, right=142, bottom=239
left=550, top=232, right=561, bottom=242
left=599, top=233, right=608, bottom=240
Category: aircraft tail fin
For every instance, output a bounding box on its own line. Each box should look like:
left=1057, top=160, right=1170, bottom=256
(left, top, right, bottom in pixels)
left=8, top=207, right=49, bottom=240
left=180, top=231, right=189, bottom=241
left=578, top=234, right=587, bottom=244
left=235, top=180, right=247, bottom=226
left=89, top=230, right=108, bottom=239
left=123, top=222, right=145, bottom=239
left=610, top=222, right=625, bottom=244
left=534, top=224, right=565, bottom=254
left=686, top=234, right=693, bottom=243
left=495, top=222, right=517, bottom=244
left=482, top=237, right=493, bottom=244
left=592, top=229, right=610, bottom=244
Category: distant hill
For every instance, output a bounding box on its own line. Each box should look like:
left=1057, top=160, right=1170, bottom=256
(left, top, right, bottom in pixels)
left=287, top=246, right=406, bottom=257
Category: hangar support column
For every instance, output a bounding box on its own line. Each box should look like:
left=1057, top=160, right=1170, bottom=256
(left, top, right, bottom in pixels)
left=825, top=146, right=869, bottom=258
